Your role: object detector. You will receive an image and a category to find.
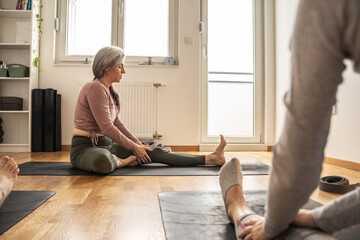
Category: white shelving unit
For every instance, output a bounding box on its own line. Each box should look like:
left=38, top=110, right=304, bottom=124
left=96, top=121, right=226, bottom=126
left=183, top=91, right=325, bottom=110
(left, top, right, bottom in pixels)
left=0, top=0, right=40, bottom=152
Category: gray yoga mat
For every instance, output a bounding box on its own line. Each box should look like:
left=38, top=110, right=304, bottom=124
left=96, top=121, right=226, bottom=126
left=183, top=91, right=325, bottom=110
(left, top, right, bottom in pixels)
left=158, top=190, right=322, bottom=240
left=18, top=161, right=270, bottom=176
left=0, top=191, right=55, bottom=235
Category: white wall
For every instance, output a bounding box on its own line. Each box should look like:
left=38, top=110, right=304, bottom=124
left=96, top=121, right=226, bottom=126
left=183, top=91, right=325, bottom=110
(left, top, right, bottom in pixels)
left=39, top=0, right=202, bottom=146
left=275, top=0, right=360, bottom=163
left=325, top=63, right=360, bottom=163
left=274, top=0, right=299, bottom=141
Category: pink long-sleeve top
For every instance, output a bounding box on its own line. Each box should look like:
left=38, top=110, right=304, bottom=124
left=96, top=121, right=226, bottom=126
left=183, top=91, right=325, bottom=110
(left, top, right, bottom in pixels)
left=74, top=79, right=138, bottom=150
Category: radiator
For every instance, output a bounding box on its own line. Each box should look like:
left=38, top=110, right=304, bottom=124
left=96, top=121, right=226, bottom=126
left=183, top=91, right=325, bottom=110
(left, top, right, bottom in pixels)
left=113, top=82, right=155, bottom=139
left=79, top=81, right=164, bottom=139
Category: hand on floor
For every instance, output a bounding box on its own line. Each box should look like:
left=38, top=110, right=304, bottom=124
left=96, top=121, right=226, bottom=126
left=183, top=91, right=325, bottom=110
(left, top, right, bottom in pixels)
left=291, top=209, right=317, bottom=228
left=238, top=218, right=271, bottom=240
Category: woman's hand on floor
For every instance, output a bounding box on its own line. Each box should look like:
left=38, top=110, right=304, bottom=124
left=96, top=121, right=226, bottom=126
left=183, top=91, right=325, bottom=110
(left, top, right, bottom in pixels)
left=291, top=209, right=317, bottom=228
left=132, top=144, right=153, bottom=164
left=238, top=218, right=271, bottom=240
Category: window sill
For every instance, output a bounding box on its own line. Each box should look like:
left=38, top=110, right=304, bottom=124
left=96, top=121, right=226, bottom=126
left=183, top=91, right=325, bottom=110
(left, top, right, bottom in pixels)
left=53, top=63, right=93, bottom=67
left=53, top=61, right=179, bottom=68
left=125, top=62, right=179, bottom=68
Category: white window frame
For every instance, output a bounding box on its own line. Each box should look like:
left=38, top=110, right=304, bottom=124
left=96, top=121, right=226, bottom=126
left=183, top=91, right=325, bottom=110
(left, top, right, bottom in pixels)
left=200, top=0, right=264, bottom=144
left=54, top=0, right=179, bottom=64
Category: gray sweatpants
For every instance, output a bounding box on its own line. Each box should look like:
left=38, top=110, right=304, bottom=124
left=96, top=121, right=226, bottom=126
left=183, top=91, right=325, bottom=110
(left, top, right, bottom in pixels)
left=265, top=0, right=360, bottom=237
left=70, top=136, right=205, bottom=174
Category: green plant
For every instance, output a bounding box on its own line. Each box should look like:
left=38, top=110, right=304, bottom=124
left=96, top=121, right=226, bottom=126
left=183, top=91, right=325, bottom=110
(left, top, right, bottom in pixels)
left=32, top=3, right=43, bottom=69
left=33, top=56, right=40, bottom=68
left=35, top=11, right=43, bottom=35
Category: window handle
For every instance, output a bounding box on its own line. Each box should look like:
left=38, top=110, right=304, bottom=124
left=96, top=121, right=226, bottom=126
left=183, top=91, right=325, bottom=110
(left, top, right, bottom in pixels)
left=119, top=2, right=124, bottom=16
left=54, top=18, right=60, bottom=32
left=203, top=44, right=207, bottom=57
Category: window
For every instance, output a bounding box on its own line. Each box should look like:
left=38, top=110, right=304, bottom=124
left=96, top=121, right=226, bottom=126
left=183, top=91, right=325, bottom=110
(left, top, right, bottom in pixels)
left=124, top=0, right=169, bottom=57
left=201, top=0, right=264, bottom=143
left=66, top=0, right=113, bottom=56
left=55, top=0, right=178, bottom=63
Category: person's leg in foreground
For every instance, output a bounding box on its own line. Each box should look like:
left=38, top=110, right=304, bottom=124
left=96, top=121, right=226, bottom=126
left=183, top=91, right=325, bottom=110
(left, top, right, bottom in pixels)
left=0, top=156, right=19, bottom=207
left=219, top=158, right=334, bottom=239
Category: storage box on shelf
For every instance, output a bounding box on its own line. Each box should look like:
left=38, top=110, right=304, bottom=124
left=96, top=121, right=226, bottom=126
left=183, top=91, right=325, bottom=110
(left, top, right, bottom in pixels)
left=0, top=0, right=39, bottom=151
left=0, top=96, right=23, bottom=110
left=8, top=64, right=29, bottom=77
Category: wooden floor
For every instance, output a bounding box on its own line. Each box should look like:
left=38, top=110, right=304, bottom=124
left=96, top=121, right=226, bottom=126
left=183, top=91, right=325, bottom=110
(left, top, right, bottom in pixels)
left=1, top=151, right=359, bottom=240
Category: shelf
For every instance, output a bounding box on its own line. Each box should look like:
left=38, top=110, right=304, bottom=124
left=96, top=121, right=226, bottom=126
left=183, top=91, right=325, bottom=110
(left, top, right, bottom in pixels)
left=0, top=43, right=31, bottom=49
left=0, top=2, right=39, bottom=152
left=0, top=110, right=29, bottom=113
left=0, top=77, right=30, bottom=81
left=0, top=10, right=31, bottom=18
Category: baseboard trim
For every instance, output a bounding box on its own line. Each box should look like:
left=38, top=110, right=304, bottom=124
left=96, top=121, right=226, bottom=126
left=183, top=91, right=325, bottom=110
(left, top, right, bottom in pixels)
left=165, top=145, right=199, bottom=152
left=62, top=145, right=272, bottom=152
left=324, top=156, right=360, bottom=171
left=62, top=145, right=71, bottom=151
left=62, top=144, right=271, bottom=152
left=199, top=144, right=268, bottom=152
left=61, top=145, right=200, bottom=152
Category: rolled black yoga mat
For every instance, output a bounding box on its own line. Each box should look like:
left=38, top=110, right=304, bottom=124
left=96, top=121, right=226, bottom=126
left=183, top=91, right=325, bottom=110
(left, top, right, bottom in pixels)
left=55, top=94, right=62, bottom=151
left=158, top=190, right=322, bottom=240
left=0, top=191, right=55, bottom=235
left=319, top=175, right=360, bottom=194
left=18, top=161, right=270, bottom=176
left=43, top=88, right=57, bottom=152
left=31, top=89, right=44, bottom=152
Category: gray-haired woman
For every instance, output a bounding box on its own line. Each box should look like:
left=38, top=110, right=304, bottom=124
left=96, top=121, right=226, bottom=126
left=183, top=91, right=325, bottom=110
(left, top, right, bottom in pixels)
left=70, top=46, right=226, bottom=174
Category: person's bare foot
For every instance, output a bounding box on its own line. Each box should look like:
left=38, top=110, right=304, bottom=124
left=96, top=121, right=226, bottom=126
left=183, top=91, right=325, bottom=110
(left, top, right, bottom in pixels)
left=0, top=156, right=19, bottom=207
left=205, top=134, right=227, bottom=166
left=116, top=156, right=138, bottom=168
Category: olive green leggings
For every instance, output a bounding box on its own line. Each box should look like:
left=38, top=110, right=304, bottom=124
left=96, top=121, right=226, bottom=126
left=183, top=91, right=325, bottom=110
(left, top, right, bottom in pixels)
left=70, top=136, right=205, bottom=174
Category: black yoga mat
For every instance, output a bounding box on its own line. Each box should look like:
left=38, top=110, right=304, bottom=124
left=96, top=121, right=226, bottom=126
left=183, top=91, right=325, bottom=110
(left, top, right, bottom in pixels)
left=0, top=191, right=55, bottom=235
left=158, top=190, right=322, bottom=240
left=18, top=161, right=270, bottom=176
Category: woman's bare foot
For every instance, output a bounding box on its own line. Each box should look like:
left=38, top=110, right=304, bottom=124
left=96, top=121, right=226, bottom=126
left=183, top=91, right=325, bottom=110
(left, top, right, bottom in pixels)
left=0, top=156, right=19, bottom=207
left=205, top=134, right=227, bottom=166
left=116, top=156, right=138, bottom=168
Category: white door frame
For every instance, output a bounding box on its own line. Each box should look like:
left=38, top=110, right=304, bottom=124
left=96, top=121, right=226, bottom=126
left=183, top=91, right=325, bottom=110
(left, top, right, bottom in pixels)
left=200, top=0, right=266, bottom=145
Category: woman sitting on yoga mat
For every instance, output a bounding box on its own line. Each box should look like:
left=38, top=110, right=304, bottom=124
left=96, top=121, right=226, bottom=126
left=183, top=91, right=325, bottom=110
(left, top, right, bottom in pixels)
left=220, top=0, right=360, bottom=239
left=0, top=156, right=19, bottom=207
left=70, top=46, right=226, bottom=174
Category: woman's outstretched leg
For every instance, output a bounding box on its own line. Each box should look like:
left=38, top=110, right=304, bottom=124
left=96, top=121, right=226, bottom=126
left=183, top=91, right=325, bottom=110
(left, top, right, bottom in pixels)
left=0, top=156, right=19, bottom=207
left=219, top=158, right=262, bottom=236
left=109, top=135, right=227, bottom=167
left=146, top=134, right=227, bottom=166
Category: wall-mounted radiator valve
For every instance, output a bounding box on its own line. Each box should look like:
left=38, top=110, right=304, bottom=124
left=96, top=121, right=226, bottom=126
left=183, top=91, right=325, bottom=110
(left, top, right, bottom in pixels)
left=153, top=131, right=163, bottom=139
